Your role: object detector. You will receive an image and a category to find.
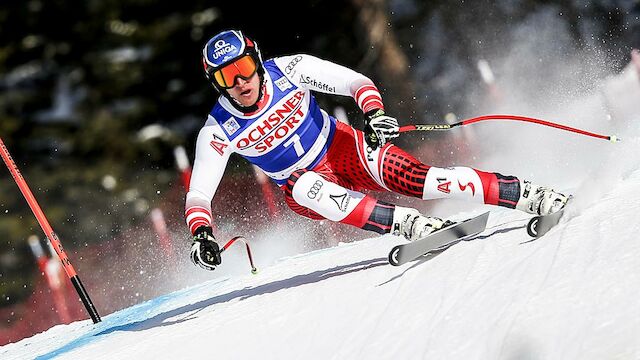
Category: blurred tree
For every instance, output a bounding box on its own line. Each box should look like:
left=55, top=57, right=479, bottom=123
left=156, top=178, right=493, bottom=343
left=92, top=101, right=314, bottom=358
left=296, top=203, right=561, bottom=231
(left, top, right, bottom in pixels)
left=352, top=0, right=416, bottom=119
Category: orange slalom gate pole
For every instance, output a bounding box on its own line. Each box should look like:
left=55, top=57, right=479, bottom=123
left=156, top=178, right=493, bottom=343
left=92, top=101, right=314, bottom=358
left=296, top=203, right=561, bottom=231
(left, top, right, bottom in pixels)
left=0, top=138, right=101, bottom=323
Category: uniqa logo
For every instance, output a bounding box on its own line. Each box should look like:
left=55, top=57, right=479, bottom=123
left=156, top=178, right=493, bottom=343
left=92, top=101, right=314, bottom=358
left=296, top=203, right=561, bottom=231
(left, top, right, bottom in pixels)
left=211, top=39, right=237, bottom=60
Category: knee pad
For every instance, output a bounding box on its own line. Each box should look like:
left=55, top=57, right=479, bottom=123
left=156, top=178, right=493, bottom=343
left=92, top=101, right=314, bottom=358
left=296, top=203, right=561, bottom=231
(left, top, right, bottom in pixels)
left=289, top=171, right=365, bottom=222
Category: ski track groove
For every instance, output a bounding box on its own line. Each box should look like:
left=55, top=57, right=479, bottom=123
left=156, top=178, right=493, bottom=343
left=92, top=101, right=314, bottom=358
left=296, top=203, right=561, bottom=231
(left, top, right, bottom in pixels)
left=421, top=257, right=463, bottom=349
left=368, top=268, right=405, bottom=358
left=578, top=208, right=615, bottom=359
left=327, top=253, right=387, bottom=360
left=494, top=261, right=539, bottom=359
left=350, top=285, right=385, bottom=358
left=422, top=256, right=455, bottom=353
left=456, top=213, right=532, bottom=293
left=387, top=259, right=434, bottom=359
left=421, top=260, right=449, bottom=353
left=573, top=210, right=606, bottom=359
left=496, top=219, right=575, bottom=360
left=485, top=217, right=530, bottom=231
left=421, top=233, right=487, bottom=355
left=444, top=213, right=568, bottom=359
left=417, top=213, right=518, bottom=355
left=447, top=236, right=521, bottom=302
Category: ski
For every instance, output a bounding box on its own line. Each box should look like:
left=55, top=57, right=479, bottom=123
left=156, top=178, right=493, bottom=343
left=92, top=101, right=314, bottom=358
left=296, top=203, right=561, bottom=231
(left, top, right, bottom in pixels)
left=388, top=212, right=490, bottom=266
left=526, top=197, right=572, bottom=238
left=526, top=209, right=565, bottom=238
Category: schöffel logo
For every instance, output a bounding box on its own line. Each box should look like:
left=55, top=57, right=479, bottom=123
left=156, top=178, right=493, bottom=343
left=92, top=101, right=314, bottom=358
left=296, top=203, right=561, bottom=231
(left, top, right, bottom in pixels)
left=300, top=75, right=336, bottom=92
left=211, top=39, right=238, bottom=61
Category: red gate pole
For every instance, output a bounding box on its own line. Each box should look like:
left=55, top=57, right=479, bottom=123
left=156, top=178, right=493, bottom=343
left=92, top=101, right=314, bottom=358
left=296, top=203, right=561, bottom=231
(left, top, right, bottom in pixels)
left=28, top=235, right=72, bottom=323
left=0, top=138, right=101, bottom=323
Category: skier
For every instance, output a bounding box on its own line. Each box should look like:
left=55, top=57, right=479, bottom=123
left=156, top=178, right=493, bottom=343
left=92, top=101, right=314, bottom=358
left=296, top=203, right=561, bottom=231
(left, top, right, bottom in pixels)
left=186, top=30, right=569, bottom=270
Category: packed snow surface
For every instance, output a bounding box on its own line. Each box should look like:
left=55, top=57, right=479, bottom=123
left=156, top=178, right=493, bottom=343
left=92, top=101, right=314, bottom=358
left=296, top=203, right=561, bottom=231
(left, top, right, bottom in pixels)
left=2, top=163, right=640, bottom=359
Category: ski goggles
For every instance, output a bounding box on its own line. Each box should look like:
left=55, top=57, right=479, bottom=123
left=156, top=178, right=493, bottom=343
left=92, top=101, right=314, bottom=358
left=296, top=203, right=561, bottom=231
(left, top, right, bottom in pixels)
left=209, top=55, right=258, bottom=89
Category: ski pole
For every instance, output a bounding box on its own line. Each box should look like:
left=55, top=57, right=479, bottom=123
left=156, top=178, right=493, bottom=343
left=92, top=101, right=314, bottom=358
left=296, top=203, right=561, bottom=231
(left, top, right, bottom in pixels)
left=0, top=138, right=101, bottom=324
left=220, top=236, right=258, bottom=274
left=399, top=114, right=621, bottom=143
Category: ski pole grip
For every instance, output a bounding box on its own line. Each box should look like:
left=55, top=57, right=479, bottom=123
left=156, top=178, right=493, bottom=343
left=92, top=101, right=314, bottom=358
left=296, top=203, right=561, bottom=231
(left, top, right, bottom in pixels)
left=399, top=124, right=455, bottom=133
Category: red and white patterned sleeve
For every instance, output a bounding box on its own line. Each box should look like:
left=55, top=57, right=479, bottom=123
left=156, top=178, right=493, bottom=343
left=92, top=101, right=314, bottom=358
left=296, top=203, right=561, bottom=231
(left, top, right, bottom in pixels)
left=185, top=200, right=213, bottom=235
left=274, top=54, right=385, bottom=114
left=185, top=118, right=233, bottom=235
left=351, top=80, right=385, bottom=114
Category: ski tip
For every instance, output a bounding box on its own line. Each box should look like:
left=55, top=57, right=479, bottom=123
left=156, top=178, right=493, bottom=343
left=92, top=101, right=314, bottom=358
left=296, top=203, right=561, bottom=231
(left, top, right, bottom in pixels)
left=526, top=209, right=565, bottom=238
left=527, top=216, right=541, bottom=237
left=609, top=135, right=621, bottom=143
left=388, top=245, right=402, bottom=266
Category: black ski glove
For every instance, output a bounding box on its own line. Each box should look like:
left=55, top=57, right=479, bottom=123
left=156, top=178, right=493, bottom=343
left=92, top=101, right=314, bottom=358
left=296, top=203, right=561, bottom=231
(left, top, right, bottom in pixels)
left=190, top=226, right=222, bottom=271
left=363, top=109, right=399, bottom=150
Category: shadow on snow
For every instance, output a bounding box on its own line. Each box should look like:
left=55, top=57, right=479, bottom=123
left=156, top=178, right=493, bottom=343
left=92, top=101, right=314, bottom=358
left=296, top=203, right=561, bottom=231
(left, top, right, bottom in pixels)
left=36, top=257, right=388, bottom=359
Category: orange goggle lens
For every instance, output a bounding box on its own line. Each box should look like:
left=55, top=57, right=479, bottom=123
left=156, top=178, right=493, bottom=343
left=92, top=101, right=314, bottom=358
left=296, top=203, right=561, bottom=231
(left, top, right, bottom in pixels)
left=212, top=55, right=258, bottom=89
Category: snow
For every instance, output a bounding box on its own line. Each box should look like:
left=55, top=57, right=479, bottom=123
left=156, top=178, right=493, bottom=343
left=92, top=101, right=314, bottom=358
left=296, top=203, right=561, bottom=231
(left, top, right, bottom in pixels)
left=2, top=161, right=640, bottom=359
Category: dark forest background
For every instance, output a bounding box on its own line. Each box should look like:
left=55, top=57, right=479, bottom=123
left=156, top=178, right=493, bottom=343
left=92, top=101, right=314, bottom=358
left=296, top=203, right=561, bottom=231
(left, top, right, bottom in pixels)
left=1, top=0, right=638, bottom=313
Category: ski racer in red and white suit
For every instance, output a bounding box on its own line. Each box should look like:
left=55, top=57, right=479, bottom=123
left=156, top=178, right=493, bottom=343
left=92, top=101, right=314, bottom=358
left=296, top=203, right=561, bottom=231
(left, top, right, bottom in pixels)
left=186, top=30, right=568, bottom=271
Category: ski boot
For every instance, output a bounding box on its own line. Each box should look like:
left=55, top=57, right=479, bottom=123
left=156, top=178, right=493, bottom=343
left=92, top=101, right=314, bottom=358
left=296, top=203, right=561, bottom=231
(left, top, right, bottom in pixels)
left=392, top=206, right=454, bottom=241
left=516, top=181, right=569, bottom=216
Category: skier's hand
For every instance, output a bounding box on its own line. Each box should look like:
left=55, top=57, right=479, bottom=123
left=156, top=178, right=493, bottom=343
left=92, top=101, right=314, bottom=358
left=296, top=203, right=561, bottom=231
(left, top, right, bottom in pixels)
left=364, top=109, right=399, bottom=150
left=190, top=226, right=222, bottom=271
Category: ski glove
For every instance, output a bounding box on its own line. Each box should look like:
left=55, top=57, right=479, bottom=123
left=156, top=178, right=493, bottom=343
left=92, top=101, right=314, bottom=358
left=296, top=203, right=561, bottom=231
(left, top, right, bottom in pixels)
left=190, top=226, right=222, bottom=271
left=364, top=109, right=399, bottom=150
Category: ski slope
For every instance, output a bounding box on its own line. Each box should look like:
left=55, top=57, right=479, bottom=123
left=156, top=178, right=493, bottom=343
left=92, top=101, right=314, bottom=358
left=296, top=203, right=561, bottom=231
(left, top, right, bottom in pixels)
left=2, top=158, right=640, bottom=359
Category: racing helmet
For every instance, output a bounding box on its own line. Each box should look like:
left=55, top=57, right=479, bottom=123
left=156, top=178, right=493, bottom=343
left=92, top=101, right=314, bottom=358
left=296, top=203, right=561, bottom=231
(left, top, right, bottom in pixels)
left=202, top=30, right=265, bottom=111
